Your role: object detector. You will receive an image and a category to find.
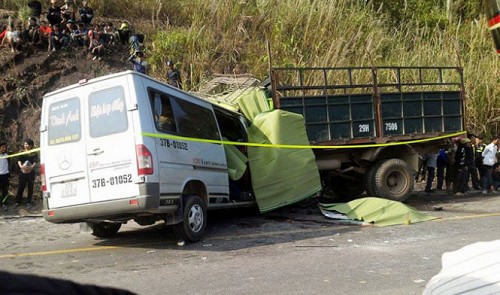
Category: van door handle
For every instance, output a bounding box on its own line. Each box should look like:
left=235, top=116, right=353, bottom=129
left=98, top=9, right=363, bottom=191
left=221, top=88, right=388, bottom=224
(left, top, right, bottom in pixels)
left=88, top=148, right=104, bottom=156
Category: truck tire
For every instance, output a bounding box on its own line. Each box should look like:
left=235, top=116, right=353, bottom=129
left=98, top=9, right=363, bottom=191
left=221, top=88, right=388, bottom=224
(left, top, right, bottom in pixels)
left=173, top=195, right=207, bottom=242
left=372, top=158, right=413, bottom=202
left=363, top=163, right=380, bottom=197
left=89, top=222, right=121, bottom=238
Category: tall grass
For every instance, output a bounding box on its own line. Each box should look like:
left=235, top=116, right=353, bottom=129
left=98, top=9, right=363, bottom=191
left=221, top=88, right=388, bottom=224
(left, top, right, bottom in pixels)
left=2, top=0, right=500, bottom=136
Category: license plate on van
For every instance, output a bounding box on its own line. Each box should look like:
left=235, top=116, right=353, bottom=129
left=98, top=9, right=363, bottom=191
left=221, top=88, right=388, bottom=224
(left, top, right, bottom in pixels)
left=61, top=181, right=77, bottom=198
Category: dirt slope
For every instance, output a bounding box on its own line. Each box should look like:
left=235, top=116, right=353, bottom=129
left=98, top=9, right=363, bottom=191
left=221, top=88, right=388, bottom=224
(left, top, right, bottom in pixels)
left=0, top=43, right=131, bottom=146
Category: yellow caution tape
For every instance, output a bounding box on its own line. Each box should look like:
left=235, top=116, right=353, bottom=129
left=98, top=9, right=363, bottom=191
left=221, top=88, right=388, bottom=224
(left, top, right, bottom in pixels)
left=0, top=130, right=464, bottom=160
left=142, top=130, right=467, bottom=149
left=0, top=148, right=41, bottom=160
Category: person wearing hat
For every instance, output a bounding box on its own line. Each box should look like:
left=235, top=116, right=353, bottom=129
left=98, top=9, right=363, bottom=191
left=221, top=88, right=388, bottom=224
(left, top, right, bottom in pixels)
left=166, top=60, right=182, bottom=89
left=128, top=51, right=148, bottom=74
left=481, top=138, right=499, bottom=194
left=78, top=1, right=93, bottom=26
left=454, top=137, right=474, bottom=196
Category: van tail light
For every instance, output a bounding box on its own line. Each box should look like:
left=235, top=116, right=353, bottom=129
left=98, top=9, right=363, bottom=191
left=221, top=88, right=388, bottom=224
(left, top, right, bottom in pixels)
left=40, top=163, right=47, bottom=192
left=136, top=144, right=154, bottom=175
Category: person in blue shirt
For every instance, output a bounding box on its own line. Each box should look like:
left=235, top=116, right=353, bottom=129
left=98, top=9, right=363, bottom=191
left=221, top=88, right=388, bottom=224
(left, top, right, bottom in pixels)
left=128, top=51, right=148, bottom=74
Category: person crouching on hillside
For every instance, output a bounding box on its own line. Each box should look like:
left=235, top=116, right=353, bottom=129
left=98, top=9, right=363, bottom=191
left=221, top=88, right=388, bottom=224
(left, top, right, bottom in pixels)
left=88, top=23, right=105, bottom=60
left=1, top=23, right=23, bottom=53
left=128, top=51, right=148, bottom=74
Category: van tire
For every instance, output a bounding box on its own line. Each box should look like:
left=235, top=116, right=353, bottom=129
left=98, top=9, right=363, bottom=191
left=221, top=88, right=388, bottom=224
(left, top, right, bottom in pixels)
left=89, top=222, right=121, bottom=238
left=373, top=158, right=413, bottom=202
left=173, top=195, right=207, bottom=242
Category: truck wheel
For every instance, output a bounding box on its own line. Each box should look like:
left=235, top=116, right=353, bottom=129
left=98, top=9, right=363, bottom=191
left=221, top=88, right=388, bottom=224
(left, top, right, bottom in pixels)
left=373, top=158, right=413, bottom=202
left=173, top=195, right=207, bottom=242
left=363, top=163, right=379, bottom=197
left=89, top=222, right=121, bottom=238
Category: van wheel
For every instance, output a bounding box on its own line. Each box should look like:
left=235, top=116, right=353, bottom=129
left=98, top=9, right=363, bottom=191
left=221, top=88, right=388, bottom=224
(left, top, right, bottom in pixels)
left=89, top=222, right=121, bottom=238
left=173, top=195, right=207, bottom=242
left=373, top=158, right=413, bottom=202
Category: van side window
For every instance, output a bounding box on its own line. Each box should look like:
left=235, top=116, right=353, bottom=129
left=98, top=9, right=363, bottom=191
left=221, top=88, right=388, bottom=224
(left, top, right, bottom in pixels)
left=149, top=90, right=220, bottom=140
left=152, top=92, right=177, bottom=133
left=48, top=97, right=81, bottom=145
left=89, top=86, right=128, bottom=138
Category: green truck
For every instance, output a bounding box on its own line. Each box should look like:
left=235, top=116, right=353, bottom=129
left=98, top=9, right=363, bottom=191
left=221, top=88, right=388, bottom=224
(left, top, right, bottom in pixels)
left=268, top=66, right=465, bottom=202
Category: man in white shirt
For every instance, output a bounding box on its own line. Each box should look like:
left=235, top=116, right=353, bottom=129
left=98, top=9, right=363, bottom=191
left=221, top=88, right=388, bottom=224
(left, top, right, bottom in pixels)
left=482, top=138, right=499, bottom=194
left=0, top=143, right=10, bottom=211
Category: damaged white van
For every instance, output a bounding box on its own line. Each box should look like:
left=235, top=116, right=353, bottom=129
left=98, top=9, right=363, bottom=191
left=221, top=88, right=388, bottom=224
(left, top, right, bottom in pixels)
left=40, top=71, right=254, bottom=242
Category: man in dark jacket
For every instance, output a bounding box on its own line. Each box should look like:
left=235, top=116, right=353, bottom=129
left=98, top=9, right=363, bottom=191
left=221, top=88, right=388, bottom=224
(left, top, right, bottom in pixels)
left=454, top=137, right=474, bottom=195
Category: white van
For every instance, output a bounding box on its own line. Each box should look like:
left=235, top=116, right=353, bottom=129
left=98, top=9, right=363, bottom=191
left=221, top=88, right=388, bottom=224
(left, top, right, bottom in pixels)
left=40, top=71, right=254, bottom=242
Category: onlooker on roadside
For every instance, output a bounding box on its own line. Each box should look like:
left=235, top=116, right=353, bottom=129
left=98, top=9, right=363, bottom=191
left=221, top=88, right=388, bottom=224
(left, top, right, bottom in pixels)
left=493, top=163, right=500, bottom=191
left=166, top=60, right=182, bottom=89
left=436, top=146, right=448, bottom=191
left=88, top=23, right=105, bottom=60
left=49, top=24, right=67, bottom=52
left=0, top=24, right=7, bottom=44
left=481, top=137, right=499, bottom=194
left=47, top=0, right=62, bottom=26
left=128, top=51, right=148, bottom=74
left=425, top=152, right=438, bottom=194
left=0, top=142, right=10, bottom=211
left=61, top=0, right=77, bottom=24
left=1, top=23, right=23, bottom=53
left=103, top=22, right=118, bottom=45
left=38, top=20, right=52, bottom=46
left=27, top=0, right=43, bottom=23
left=15, top=139, right=38, bottom=209
left=454, top=137, right=474, bottom=196
left=24, top=17, right=40, bottom=43
left=117, top=22, right=131, bottom=45
left=415, top=154, right=427, bottom=183
left=129, top=33, right=144, bottom=53
left=70, top=22, right=88, bottom=47
left=467, top=134, right=481, bottom=190
left=475, top=135, right=486, bottom=186
left=78, top=1, right=94, bottom=26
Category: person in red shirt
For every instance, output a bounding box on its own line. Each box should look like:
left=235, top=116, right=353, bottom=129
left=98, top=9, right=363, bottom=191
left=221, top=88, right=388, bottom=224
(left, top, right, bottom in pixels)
left=38, top=20, right=52, bottom=47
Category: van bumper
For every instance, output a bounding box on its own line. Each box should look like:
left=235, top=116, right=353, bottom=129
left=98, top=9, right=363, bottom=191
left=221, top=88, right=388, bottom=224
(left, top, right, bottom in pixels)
left=42, top=184, right=179, bottom=223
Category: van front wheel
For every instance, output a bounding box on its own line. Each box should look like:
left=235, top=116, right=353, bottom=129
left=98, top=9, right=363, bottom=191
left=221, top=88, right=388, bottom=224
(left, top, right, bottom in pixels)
left=173, top=195, right=207, bottom=242
left=89, top=222, right=121, bottom=238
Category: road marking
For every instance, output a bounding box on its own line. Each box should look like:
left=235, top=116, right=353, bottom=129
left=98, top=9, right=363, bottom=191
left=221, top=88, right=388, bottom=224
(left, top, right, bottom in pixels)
left=2, top=213, right=500, bottom=259
left=436, top=212, right=500, bottom=221
left=0, top=246, right=121, bottom=259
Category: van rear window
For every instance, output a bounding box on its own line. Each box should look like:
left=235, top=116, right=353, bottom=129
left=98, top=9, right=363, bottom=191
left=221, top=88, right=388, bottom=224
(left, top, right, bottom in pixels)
left=48, top=97, right=81, bottom=145
left=89, top=86, right=128, bottom=138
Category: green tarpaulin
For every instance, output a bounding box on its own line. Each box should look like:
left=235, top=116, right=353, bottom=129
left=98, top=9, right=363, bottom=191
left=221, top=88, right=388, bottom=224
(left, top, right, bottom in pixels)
left=321, top=197, right=438, bottom=226
left=223, top=143, right=248, bottom=181
left=248, top=110, right=322, bottom=213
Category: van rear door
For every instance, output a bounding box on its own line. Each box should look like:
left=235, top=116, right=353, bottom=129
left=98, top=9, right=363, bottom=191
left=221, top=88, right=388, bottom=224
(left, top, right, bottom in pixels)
left=43, top=95, right=90, bottom=208
left=85, top=82, right=140, bottom=203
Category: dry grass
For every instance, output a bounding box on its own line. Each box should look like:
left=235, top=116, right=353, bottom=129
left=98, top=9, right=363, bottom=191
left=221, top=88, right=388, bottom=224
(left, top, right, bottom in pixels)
left=2, top=0, right=500, bottom=136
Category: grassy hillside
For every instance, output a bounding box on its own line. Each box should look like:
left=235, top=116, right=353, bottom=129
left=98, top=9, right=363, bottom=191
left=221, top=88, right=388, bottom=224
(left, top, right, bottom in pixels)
left=3, top=0, right=500, bottom=137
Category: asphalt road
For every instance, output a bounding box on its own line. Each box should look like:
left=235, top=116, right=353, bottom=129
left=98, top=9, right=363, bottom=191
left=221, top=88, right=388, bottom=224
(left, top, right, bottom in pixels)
left=1, top=190, right=500, bottom=295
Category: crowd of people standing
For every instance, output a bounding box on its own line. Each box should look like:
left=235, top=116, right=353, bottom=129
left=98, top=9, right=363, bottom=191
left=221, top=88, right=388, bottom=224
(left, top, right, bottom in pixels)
left=421, top=134, right=500, bottom=196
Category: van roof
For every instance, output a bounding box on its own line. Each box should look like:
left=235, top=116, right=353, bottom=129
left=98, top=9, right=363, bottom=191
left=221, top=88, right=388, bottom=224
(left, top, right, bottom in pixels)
left=43, top=70, right=148, bottom=98
left=43, top=70, right=245, bottom=118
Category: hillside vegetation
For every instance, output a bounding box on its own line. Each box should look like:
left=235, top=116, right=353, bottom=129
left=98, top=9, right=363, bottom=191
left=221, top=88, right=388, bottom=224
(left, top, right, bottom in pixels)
left=2, top=0, right=500, bottom=138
